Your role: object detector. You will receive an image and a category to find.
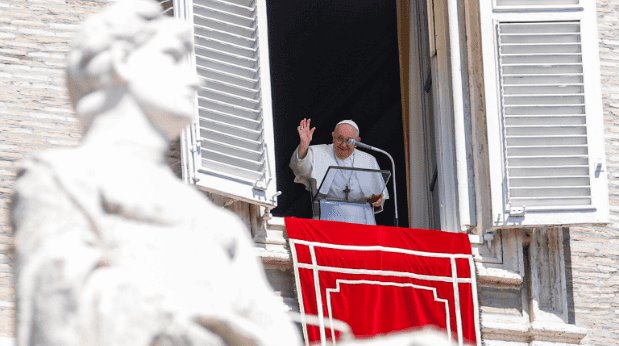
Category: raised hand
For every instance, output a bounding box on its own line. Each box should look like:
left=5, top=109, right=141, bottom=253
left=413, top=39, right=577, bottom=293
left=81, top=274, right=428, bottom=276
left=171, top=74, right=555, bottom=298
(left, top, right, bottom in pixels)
left=297, top=118, right=316, bottom=159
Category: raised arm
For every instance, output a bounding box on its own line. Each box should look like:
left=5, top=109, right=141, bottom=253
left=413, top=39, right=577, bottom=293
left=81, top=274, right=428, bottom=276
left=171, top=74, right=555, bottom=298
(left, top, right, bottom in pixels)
left=296, top=118, right=315, bottom=159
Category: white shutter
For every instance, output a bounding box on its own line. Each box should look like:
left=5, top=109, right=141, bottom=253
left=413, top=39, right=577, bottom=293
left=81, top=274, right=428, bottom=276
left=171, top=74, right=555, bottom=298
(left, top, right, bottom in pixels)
left=480, top=1, right=609, bottom=226
left=177, top=0, right=278, bottom=207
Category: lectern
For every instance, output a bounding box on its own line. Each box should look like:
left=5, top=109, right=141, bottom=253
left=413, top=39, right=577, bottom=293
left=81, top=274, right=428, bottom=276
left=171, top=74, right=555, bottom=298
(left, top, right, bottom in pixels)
left=312, top=166, right=390, bottom=225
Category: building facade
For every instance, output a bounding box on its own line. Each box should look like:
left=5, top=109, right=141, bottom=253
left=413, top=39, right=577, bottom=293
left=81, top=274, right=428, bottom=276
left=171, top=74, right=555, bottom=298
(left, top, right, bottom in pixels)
left=1, top=0, right=618, bottom=344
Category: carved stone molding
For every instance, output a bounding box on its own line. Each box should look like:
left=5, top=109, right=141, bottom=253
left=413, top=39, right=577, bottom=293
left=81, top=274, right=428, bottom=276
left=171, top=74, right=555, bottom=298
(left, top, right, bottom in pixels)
left=476, top=227, right=587, bottom=345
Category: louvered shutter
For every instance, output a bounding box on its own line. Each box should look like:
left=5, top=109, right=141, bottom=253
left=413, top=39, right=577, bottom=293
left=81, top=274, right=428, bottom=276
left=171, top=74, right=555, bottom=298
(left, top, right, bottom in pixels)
left=480, top=1, right=609, bottom=226
left=176, top=0, right=278, bottom=207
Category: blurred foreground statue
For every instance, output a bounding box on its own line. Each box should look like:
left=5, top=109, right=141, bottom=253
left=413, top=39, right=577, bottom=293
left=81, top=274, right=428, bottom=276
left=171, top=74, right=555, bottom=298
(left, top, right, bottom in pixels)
left=11, top=0, right=301, bottom=345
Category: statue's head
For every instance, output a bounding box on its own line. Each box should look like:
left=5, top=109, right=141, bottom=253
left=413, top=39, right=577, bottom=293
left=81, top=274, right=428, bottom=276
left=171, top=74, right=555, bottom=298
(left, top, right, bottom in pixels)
left=66, top=0, right=199, bottom=140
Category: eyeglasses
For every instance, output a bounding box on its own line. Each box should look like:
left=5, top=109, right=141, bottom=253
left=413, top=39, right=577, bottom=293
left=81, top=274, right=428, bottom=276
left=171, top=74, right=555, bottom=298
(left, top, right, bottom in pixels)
left=332, top=135, right=353, bottom=145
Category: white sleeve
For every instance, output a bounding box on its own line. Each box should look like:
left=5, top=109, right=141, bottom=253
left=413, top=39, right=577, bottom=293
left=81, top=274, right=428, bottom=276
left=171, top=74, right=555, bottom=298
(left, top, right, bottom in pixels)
left=289, top=145, right=313, bottom=178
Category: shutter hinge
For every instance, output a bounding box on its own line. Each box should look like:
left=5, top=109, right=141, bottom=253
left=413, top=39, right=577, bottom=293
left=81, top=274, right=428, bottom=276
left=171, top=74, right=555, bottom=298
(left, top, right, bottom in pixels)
left=190, top=140, right=201, bottom=153
left=508, top=205, right=526, bottom=217
left=254, top=178, right=267, bottom=190
left=271, top=191, right=282, bottom=204
left=595, top=159, right=605, bottom=174
left=191, top=140, right=201, bottom=183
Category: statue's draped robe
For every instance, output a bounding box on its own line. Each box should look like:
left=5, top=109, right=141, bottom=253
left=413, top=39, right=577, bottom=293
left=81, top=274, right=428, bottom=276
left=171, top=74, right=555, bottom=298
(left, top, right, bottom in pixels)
left=13, top=147, right=300, bottom=346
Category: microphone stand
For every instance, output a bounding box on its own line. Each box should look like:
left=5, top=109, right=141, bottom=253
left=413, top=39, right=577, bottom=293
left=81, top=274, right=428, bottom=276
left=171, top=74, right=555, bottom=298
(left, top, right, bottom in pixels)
left=348, top=139, right=399, bottom=226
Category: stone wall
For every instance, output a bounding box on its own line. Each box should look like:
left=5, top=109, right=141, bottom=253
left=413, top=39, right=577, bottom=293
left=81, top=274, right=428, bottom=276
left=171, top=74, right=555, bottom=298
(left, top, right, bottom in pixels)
left=569, top=1, right=619, bottom=345
left=0, top=0, right=111, bottom=337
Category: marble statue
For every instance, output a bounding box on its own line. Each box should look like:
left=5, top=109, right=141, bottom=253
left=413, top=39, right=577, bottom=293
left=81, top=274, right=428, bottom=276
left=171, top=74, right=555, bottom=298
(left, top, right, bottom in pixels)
left=11, top=0, right=301, bottom=345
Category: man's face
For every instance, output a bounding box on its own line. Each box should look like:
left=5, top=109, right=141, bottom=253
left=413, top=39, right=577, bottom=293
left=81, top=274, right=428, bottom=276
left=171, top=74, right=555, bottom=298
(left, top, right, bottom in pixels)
left=332, top=124, right=360, bottom=159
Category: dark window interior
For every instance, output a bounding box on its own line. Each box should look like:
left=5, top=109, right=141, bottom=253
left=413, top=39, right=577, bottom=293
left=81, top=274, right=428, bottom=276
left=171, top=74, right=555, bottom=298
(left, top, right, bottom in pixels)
left=267, top=0, right=408, bottom=227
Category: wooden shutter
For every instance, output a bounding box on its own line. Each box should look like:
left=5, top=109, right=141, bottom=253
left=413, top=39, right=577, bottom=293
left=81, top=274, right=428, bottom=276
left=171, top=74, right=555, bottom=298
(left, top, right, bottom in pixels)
left=480, top=1, right=609, bottom=226
left=177, top=0, right=278, bottom=207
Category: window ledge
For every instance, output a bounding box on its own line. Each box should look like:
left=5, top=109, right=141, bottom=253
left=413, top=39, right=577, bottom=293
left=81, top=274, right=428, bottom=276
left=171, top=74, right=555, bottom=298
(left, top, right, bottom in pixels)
left=255, top=244, right=292, bottom=268
left=482, top=316, right=587, bottom=344
left=476, top=265, right=523, bottom=287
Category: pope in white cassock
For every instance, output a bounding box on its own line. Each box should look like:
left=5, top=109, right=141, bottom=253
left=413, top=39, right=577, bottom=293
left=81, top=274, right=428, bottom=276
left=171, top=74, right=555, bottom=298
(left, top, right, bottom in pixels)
left=290, top=118, right=389, bottom=225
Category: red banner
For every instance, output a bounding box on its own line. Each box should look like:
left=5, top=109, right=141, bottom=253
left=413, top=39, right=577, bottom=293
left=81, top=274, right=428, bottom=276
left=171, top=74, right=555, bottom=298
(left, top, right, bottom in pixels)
left=285, top=217, right=479, bottom=345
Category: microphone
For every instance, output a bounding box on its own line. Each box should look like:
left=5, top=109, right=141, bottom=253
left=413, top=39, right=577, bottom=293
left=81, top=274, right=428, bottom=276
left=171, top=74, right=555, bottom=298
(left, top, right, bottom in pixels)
left=346, top=138, right=399, bottom=226
left=347, top=138, right=378, bottom=151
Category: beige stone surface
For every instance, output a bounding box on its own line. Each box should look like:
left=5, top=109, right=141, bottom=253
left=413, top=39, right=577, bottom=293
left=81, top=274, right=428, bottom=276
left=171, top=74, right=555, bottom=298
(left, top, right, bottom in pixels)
left=568, top=1, right=619, bottom=345
left=0, top=0, right=113, bottom=337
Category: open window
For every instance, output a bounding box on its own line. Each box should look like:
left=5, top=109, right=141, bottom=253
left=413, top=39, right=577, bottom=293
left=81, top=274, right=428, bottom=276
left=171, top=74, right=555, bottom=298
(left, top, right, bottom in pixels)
left=176, top=0, right=409, bottom=226
left=480, top=0, right=609, bottom=227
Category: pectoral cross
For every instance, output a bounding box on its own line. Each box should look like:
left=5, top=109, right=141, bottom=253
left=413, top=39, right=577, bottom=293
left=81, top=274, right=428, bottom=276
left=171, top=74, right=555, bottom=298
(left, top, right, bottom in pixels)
left=343, top=185, right=351, bottom=201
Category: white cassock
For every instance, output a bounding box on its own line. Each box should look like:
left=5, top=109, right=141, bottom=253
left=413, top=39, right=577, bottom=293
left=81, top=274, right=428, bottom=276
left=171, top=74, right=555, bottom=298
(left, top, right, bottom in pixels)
left=289, top=144, right=389, bottom=225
